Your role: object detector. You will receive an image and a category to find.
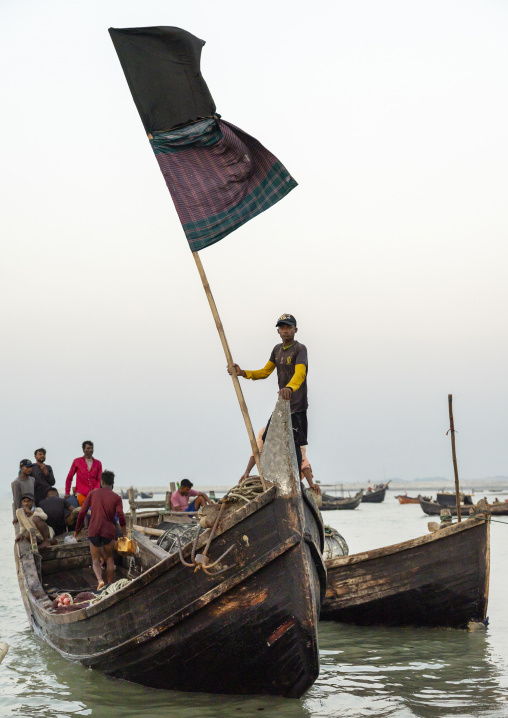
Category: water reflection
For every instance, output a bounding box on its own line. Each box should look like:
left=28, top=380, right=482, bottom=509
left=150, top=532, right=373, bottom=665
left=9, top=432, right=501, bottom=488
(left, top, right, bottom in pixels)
left=307, top=622, right=507, bottom=718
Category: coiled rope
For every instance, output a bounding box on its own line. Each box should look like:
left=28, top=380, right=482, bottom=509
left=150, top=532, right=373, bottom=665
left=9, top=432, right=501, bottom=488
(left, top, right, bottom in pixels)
left=221, top=476, right=264, bottom=504
left=88, top=578, right=131, bottom=605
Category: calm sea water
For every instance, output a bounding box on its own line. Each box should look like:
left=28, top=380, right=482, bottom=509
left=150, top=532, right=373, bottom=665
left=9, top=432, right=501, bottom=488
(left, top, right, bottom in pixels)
left=1, top=491, right=508, bottom=718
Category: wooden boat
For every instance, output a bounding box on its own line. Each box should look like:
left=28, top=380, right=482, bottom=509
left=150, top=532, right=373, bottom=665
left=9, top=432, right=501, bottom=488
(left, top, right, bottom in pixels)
left=139, top=491, right=153, bottom=499
left=322, top=510, right=490, bottom=627
left=396, top=494, right=430, bottom=504
left=15, top=397, right=326, bottom=698
left=320, top=490, right=363, bottom=511
left=420, top=497, right=508, bottom=517
left=361, top=481, right=390, bottom=503
left=436, top=491, right=473, bottom=507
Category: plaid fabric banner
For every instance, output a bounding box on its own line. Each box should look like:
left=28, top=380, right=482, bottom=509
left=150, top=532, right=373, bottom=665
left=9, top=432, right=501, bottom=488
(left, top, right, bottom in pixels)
left=151, top=117, right=297, bottom=251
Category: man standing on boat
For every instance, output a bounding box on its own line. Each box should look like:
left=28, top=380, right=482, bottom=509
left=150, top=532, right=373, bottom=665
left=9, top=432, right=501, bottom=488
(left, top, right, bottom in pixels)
left=65, top=441, right=102, bottom=506
left=11, top=459, right=35, bottom=522
left=31, top=447, right=56, bottom=506
left=228, top=313, right=309, bottom=474
left=74, top=470, right=126, bottom=590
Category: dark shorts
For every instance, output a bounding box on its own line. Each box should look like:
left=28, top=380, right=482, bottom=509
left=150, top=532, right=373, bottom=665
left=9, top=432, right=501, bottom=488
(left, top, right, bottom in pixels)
left=185, top=500, right=196, bottom=512
left=88, top=535, right=114, bottom=547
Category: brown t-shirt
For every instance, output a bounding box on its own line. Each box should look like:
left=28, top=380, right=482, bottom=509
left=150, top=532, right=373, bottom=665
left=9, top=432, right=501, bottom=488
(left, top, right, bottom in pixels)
left=75, top=487, right=126, bottom=540
left=269, top=341, right=308, bottom=413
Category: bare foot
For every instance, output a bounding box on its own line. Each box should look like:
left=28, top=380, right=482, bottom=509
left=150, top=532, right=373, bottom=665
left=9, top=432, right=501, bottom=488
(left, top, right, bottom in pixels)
left=97, top=581, right=105, bottom=591
left=38, top=540, right=51, bottom=549
left=50, top=539, right=58, bottom=545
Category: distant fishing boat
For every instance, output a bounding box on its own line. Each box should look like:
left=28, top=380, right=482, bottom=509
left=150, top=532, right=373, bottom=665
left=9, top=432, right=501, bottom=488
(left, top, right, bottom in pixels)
left=436, top=491, right=473, bottom=507
left=139, top=492, right=153, bottom=499
left=362, top=482, right=390, bottom=503
left=420, top=497, right=508, bottom=517
left=396, top=494, right=430, bottom=505
left=320, top=490, right=363, bottom=511
left=322, top=510, right=490, bottom=627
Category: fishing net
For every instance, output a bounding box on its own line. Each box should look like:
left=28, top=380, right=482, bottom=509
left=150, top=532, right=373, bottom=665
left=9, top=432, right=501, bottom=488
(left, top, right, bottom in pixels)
left=323, top=526, right=349, bottom=560
left=156, top=524, right=201, bottom=554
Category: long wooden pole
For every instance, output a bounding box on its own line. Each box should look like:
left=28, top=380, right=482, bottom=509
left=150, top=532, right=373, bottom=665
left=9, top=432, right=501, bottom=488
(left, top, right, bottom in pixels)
left=447, top=394, right=462, bottom=522
left=192, top=252, right=265, bottom=489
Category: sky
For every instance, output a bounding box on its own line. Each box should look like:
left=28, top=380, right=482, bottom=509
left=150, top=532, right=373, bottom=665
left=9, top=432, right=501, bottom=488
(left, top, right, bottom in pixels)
left=1, top=0, right=507, bottom=488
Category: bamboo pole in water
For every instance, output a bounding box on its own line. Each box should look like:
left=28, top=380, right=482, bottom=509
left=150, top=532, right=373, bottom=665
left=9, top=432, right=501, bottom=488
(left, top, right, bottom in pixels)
left=447, top=394, right=462, bottom=523
left=192, top=252, right=265, bottom=489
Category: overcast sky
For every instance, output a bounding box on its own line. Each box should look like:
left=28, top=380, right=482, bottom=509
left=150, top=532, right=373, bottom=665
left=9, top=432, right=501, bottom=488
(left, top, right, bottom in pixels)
left=1, top=0, right=507, bottom=488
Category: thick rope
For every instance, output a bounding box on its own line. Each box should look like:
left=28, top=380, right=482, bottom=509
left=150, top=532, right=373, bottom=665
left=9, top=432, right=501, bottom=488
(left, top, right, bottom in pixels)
left=88, top=578, right=130, bottom=605
left=222, top=477, right=264, bottom=504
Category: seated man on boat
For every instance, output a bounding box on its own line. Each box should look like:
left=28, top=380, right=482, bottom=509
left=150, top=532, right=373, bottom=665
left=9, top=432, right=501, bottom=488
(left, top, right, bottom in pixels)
left=171, top=479, right=211, bottom=512
left=241, top=427, right=321, bottom=495
left=74, top=470, right=127, bottom=590
left=14, top=494, right=57, bottom=548
left=39, top=488, right=80, bottom=536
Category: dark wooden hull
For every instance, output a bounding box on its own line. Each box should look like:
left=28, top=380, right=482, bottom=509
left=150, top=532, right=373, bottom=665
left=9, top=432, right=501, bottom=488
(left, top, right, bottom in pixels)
left=322, top=518, right=489, bottom=627
left=15, top=397, right=325, bottom=698
left=420, top=499, right=468, bottom=516
left=436, top=492, right=473, bottom=507
left=361, top=485, right=388, bottom=503
left=321, top=490, right=363, bottom=511
left=489, top=502, right=508, bottom=515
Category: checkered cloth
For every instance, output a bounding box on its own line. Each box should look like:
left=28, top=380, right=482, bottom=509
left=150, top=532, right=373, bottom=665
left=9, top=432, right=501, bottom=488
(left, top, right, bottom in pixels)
left=151, top=117, right=297, bottom=251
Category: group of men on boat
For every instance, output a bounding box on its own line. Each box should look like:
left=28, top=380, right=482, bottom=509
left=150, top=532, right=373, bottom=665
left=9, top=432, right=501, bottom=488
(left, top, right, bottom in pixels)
left=12, top=442, right=129, bottom=588
left=11, top=443, right=101, bottom=549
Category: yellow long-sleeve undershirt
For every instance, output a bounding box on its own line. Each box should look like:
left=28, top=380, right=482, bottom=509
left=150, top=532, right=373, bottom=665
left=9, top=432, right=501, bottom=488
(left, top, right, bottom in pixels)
left=245, top=362, right=307, bottom=392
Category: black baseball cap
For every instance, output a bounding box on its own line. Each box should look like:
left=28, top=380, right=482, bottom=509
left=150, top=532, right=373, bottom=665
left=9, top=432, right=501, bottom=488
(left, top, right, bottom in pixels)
left=19, top=459, right=33, bottom=468
left=21, top=493, right=34, bottom=501
left=276, top=313, right=297, bottom=327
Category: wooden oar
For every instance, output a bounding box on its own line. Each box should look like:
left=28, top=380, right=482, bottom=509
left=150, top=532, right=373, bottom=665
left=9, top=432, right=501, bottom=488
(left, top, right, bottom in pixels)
left=447, top=394, right=462, bottom=523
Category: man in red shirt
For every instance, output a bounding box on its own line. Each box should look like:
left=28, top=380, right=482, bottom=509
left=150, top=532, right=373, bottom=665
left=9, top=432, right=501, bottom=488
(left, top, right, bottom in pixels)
left=65, top=441, right=102, bottom=506
left=74, top=470, right=126, bottom=590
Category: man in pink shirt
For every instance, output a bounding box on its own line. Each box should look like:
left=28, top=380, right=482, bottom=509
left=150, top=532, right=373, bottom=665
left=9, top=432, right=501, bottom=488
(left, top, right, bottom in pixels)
left=171, top=479, right=211, bottom=512
left=65, top=440, right=103, bottom=506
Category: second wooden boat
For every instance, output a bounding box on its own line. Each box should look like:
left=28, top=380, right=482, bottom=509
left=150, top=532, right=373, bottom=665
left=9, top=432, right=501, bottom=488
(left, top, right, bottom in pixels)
left=322, top=510, right=490, bottom=627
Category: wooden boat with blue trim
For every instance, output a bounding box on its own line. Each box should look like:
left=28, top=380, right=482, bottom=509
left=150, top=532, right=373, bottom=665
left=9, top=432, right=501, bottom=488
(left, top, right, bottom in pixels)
left=15, top=397, right=325, bottom=697
left=322, top=505, right=490, bottom=627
